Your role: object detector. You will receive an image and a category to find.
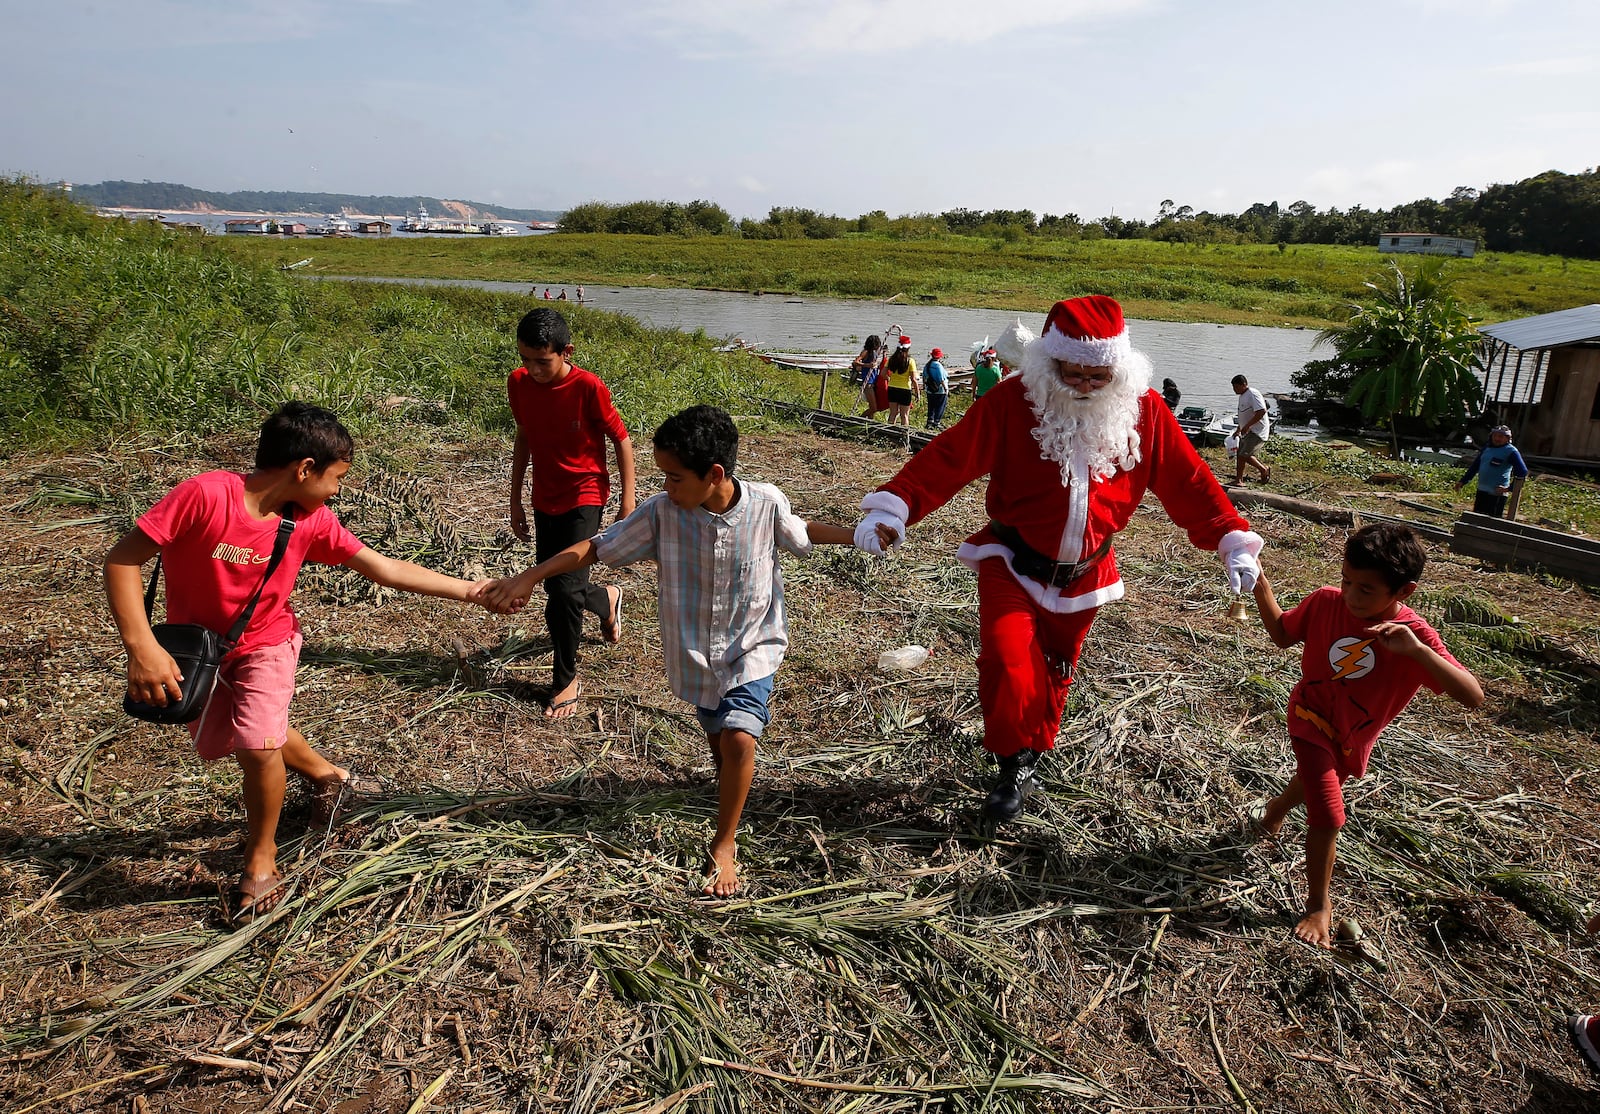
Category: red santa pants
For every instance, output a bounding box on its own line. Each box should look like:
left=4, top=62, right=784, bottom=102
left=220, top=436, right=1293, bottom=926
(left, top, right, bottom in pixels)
left=976, top=558, right=1098, bottom=757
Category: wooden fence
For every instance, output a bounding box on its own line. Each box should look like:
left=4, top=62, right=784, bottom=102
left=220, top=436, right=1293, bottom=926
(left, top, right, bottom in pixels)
left=1451, top=513, right=1600, bottom=586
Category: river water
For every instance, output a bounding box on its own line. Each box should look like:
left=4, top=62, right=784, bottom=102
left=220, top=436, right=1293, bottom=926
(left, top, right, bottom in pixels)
left=319, top=275, right=1322, bottom=414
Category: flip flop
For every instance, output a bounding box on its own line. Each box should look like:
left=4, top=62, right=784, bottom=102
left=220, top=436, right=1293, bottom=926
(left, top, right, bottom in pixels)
left=544, top=684, right=583, bottom=719
left=602, top=586, right=623, bottom=644
left=306, top=772, right=352, bottom=827
left=232, top=871, right=285, bottom=925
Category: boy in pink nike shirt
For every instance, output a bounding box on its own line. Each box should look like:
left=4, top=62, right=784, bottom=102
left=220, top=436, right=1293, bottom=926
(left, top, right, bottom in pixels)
left=1250, top=523, right=1483, bottom=948
left=105, top=402, right=493, bottom=922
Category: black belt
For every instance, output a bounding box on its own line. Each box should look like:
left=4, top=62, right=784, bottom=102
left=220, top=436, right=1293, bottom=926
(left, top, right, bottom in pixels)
left=989, top=521, right=1112, bottom=588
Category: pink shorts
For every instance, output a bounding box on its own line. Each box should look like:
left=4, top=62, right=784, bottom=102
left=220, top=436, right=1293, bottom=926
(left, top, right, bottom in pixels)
left=187, top=631, right=302, bottom=761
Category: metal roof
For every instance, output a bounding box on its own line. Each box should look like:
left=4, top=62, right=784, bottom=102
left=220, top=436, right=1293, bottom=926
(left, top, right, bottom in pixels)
left=1480, top=304, right=1600, bottom=350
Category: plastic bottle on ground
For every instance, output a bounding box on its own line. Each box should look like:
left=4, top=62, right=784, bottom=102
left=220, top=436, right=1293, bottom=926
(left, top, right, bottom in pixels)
left=878, top=645, right=930, bottom=672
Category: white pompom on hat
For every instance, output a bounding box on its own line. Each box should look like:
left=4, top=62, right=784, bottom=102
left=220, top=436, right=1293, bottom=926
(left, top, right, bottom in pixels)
left=992, top=319, right=1033, bottom=369
left=1038, top=295, right=1131, bottom=367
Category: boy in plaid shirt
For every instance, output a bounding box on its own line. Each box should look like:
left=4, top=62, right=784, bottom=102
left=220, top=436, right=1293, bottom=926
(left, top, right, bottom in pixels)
left=487, top=405, right=885, bottom=895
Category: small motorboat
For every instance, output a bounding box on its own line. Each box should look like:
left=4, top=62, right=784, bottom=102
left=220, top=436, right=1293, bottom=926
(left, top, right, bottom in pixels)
left=1174, top=405, right=1212, bottom=443
left=1202, top=413, right=1238, bottom=447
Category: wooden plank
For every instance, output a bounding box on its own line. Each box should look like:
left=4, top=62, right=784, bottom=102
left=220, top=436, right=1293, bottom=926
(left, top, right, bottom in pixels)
left=1450, top=530, right=1600, bottom=585
left=1225, top=489, right=1354, bottom=526
left=1353, top=511, right=1455, bottom=544
left=1458, top=512, right=1600, bottom=549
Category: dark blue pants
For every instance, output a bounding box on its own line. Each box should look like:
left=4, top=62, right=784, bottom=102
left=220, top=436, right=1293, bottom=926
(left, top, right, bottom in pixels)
left=925, top=391, right=949, bottom=428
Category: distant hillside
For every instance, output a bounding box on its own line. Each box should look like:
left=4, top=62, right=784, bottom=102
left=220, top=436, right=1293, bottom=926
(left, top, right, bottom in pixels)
left=71, top=181, right=562, bottom=222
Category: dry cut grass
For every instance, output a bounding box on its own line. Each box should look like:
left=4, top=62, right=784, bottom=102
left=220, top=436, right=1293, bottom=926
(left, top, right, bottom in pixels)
left=3, top=424, right=1600, bottom=1113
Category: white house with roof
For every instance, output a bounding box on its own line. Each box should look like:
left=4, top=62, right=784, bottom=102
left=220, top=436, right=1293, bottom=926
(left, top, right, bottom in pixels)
left=1379, top=232, right=1476, bottom=257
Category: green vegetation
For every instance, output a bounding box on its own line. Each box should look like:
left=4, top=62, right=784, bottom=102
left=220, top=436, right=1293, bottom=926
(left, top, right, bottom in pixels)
left=560, top=167, right=1600, bottom=257
left=0, top=179, right=813, bottom=449
left=1298, top=258, right=1487, bottom=455
left=217, top=230, right=1600, bottom=329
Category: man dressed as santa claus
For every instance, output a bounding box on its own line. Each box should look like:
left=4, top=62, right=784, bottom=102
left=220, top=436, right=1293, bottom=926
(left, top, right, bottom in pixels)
left=854, top=295, right=1263, bottom=821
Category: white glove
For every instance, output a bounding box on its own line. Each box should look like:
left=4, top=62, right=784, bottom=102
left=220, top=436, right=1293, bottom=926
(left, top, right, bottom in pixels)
left=854, top=509, right=905, bottom=555
left=1217, top=529, right=1264, bottom=594
left=855, top=491, right=910, bottom=555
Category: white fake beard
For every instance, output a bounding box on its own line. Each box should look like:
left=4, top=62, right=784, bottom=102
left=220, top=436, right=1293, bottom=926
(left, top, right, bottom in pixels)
left=1018, top=343, right=1151, bottom=483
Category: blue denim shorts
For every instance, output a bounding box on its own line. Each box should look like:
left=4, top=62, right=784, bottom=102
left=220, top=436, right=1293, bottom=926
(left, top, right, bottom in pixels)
left=696, top=674, right=775, bottom=738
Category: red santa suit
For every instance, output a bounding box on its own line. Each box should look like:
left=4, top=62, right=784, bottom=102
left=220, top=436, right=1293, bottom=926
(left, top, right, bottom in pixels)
left=858, top=298, right=1256, bottom=759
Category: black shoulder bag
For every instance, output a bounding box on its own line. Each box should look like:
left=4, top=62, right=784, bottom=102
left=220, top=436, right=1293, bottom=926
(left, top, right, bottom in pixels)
left=123, top=507, right=296, bottom=724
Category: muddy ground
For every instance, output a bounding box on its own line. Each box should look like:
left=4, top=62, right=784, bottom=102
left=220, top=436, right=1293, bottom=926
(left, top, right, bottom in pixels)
left=3, top=424, right=1600, bottom=1113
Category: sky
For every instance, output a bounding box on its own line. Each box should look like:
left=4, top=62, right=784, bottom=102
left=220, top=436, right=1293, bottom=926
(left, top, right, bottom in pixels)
left=2, top=0, right=1597, bottom=222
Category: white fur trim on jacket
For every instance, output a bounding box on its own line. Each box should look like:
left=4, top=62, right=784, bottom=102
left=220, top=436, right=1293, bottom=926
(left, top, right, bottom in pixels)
left=1039, top=327, right=1132, bottom=367
left=957, top=540, right=1125, bottom=613
left=861, top=490, right=910, bottom=520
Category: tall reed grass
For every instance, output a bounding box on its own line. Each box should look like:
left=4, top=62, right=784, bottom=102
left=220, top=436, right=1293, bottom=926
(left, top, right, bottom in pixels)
left=0, top=179, right=815, bottom=451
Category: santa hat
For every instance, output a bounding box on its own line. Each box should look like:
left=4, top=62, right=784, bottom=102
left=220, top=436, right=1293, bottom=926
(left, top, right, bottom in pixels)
left=896, top=335, right=911, bottom=348
left=1038, top=295, right=1131, bottom=366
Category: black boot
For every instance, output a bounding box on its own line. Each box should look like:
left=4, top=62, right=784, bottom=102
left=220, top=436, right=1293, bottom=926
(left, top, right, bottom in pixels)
left=982, top=749, right=1041, bottom=822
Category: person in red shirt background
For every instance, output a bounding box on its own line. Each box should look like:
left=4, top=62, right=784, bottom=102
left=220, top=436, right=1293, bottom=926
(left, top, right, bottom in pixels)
left=507, top=308, right=636, bottom=718
left=1249, top=522, right=1483, bottom=948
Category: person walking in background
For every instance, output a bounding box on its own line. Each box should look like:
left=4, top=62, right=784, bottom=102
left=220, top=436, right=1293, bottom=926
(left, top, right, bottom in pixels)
left=1455, top=424, right=1528, bottom=518
left=1231, top=374, right=1272, bottom=485
left=576, top=286, right=585, bottom=303
left=506, top=308, right=635, bottom=719
left=854, top=335, right=885, bottom=419
left=972, top=348, right=1003, bottom=399
left=923, top=346, right=950, bottom=430
left=883, top=336, right=920, bottom=427
left=1162, top=377, right=1182, bottom=411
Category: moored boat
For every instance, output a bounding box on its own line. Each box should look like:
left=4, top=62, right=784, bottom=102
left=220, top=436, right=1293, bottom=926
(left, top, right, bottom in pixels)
left=755, top=351, right=858, bottom=372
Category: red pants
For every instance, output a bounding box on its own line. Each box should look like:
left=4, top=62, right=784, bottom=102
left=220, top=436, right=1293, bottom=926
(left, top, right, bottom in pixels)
left=976, top=559, right=1097, bottom=757
left=1292, top=736, right=1349, bottom=829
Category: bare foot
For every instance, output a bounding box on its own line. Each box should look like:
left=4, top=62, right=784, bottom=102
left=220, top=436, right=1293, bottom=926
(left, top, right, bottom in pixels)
left=1246, top=800, right=1284, bottom=841
left=545, top=679, right=582, bottom=719
left=1294, top=908, right=1335, bottom=948
left=601, top=585, right=623, bottom=643
left=701, top=842, right=741, bottom=897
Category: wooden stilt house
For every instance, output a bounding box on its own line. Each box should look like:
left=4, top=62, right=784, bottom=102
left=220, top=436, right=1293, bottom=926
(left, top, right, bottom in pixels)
left=1478, top=305, right=1600, bottom=469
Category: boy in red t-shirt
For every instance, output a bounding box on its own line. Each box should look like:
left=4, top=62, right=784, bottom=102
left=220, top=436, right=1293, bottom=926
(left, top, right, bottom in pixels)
left=1249, top=522, right=1483, bottom=947
left=506, top=308, right=636, bottom=718
left=105, top=403, right=493, bottom=922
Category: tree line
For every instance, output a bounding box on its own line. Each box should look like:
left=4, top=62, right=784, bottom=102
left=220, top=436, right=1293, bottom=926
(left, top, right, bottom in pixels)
left=559, top=168, right=1600, bottom=258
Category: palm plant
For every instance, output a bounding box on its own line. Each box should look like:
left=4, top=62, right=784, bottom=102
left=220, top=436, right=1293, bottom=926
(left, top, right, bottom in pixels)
left=1308, top=257, right=1484, bottom=458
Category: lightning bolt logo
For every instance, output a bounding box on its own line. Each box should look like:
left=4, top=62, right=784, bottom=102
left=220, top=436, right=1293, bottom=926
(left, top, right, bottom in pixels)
left=1328, top=637, right=1376, bottom=680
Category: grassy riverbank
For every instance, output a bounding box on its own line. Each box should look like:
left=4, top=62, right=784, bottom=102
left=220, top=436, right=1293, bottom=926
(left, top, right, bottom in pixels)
left=217, top=230, right=1600, bottom=329
left=8, top=181, right=1600, bottom=1112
